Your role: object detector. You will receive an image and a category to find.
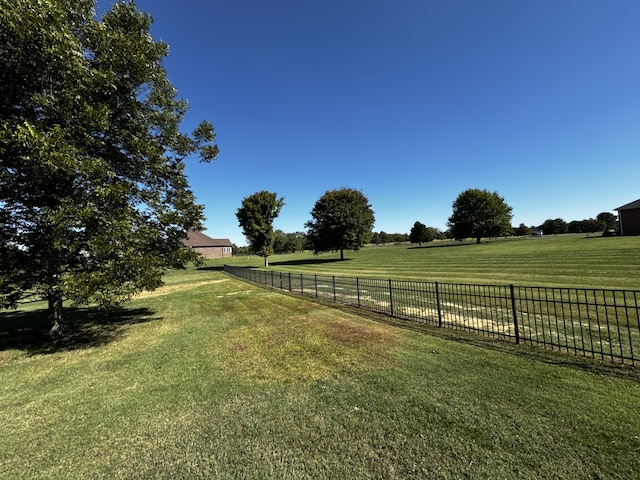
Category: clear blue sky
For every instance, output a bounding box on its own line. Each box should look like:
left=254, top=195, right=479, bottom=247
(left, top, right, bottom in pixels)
left=99, top=0, right=640, bottom=246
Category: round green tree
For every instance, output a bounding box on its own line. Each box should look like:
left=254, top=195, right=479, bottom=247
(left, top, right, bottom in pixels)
left=305, top=188, right=375, bottom=260
left=447, top=189, right=513, bottom=244
left=0, top=0, right=218, bottom=335
left=410, top=221, right=435, bottom=245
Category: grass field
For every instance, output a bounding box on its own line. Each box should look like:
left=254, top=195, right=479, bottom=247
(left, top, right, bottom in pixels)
left=2, top=235, right=640, bottom=478
left=2, top=264, right=640, bottom=478
left=219, top=234, right=640, bottom=290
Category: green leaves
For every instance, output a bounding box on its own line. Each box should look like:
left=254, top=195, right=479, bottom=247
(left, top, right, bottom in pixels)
left=447, top=189, right=513, bottom=243
left=0, top=0, right=218, bottom=333
left=305, top=188, right=375, bottom=259
left=409, top=221, right=436, bottom=245
left=236, top=191, right=284, bottom=265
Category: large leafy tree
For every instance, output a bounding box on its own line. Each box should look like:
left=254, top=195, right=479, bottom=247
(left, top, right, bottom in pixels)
left=236, top=191, right=284, bottom=267
left=0, top=0, right=218, bottom=335
left=540, top=218, right=567, bottom=235
left=568, top=218, right=601, bottom=234
left=447, top=189, right=513, bottom=244
left=409, top=221, right=435, bottom=245
left=514, top=223, right=532, bottom=236
left=596, top=212, right=618, bottom=232
left=305, top=188, right=375, bottom=260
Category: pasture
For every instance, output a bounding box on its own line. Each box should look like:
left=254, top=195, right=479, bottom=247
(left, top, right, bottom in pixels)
left=221, top=234, right=640, bottom=290
left=1, top=234, right=640, bottom=478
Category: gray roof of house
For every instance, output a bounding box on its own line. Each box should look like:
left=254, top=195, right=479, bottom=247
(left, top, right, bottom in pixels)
left=183, top=231, right=233, bottom=247
left=616, top=199, right=640, bottom=211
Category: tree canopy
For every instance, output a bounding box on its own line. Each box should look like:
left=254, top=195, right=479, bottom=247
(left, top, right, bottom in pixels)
left=273, top=230, right=305, bottom=254
left=409, top=221, right=435, bottom=245
left=0, top=0, right=218, bottom=335
left=447, top=189, right=513, bottom=243
left=236, top=191, right=284, bottom=266
left=567, top=218, right=601, bottom=234
left=514, top=223, right=532, bottom=236
left=596, top=212, right=618, bottom=232
left=540, top=218, right=568, bottom=235
left=305, top=188, right=375, bottom=260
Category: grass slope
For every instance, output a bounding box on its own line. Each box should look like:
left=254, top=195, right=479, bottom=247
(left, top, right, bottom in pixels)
left=224, top=235, right=640, bottom=290
left=2, top=269, right=639, bottom=479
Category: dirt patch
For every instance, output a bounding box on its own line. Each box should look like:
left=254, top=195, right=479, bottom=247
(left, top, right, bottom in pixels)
left=322, top=320, right=400, bottom=366
left=323, top=321, right=397, bottom=348
left=222, top=313, right=401, bottom=384
left=135, top=279, right=228, bottom=299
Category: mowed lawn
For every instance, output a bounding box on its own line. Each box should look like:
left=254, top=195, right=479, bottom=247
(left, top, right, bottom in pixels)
left=223, top=234, right=640, bottom=290
left=1, top=266, right=640, bottom=479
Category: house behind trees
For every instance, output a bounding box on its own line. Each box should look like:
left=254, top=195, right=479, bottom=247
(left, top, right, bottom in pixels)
left=183, top=231, right=233, bottom=258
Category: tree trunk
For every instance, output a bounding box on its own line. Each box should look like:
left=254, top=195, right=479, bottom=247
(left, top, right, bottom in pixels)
left=48, top=290, right=64, bottom=337
left=476, top=237, right=482, bottom=244
left=340, top=249, right=344, bottom=260
left=264, top=256, right=269, bottom=267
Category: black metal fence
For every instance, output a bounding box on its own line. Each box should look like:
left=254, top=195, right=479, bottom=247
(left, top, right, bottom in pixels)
left=223, top=265, right=640, bottom=366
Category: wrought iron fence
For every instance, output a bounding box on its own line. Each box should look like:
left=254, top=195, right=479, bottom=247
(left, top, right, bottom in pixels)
left=224, top=265, right=640, bottom=366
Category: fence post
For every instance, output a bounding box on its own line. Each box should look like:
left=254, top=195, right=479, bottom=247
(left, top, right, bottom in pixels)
left=388, top=279, right=394, bottom=316
left=510, top=284, right=520, bottom=344
left=356, top=277, right=361, bottom=307
left=436, top=282, right=442, bottom=328
left=279, top=272, right=283, bottom=290
left=332, top=276, right=337, bottom=302
left=300, top=273, right=304, bottom=295
left=288, top=273, right=292, bottom=292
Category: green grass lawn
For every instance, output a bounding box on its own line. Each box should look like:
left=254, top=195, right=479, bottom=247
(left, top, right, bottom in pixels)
left=2, top=269, right=640, bottom=479
left=222, top=234, right=640, bottom=290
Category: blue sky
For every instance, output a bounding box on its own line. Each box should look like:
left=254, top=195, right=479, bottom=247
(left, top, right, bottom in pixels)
left=98, top=1, right=640, bottom=246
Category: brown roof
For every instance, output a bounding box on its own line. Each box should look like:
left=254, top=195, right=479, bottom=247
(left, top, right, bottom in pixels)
left=616, top=199, right=640, bottom=211
left=183, top=231, right=233, bottom=248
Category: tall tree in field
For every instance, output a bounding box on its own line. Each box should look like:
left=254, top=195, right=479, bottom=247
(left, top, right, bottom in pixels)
left=409, top=221, right=434, bottom=245
left=236, top=191, right=284, bottom=267
left=305, top=188, right=375, bottom=260
left=447, top=189, right=513, bottom=244
left=514, top=223, right=532, bottom=236
left=596, top=212, right=618, bottom=232
left=0, top=1, right=218, bottom=336
left=540, top=218, right=567, bottom=235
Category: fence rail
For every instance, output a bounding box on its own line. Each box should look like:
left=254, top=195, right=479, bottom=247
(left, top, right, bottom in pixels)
left=224, top=265, right=640, bottom=366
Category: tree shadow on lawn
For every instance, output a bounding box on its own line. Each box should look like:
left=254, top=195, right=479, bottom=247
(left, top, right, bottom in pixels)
left=196, top=258, right=353, bottom=270
left=0, top=306, right=159, bottom=355
left=408, top=242, right=474, bottom=250
left=196, top=265, right=225, bottom=271
left=271, top=257, right=353, bottom=267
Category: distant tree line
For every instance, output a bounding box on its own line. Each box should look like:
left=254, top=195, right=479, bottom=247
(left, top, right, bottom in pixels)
left=516, top=212, right=618, bottom=236
left=371, top=231, right=409, bottom=244
left=235, top=187, right=620, bottom=262
left=476, top=214, right=618, bottom=239
left=274, top=231, right=306, bottom=254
